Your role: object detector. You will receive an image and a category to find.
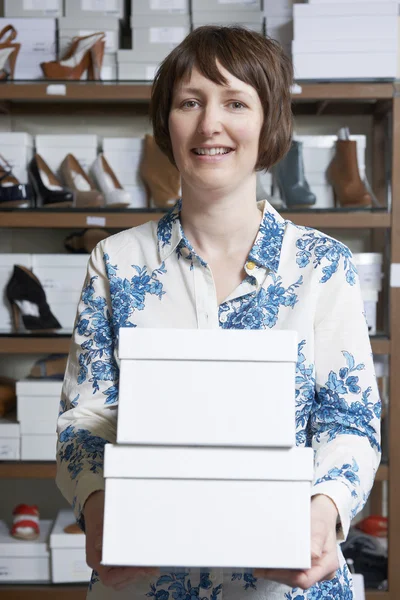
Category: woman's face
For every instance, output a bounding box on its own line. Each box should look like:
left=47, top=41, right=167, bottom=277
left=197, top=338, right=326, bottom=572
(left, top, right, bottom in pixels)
left=168, top=63, right=264, bottom=195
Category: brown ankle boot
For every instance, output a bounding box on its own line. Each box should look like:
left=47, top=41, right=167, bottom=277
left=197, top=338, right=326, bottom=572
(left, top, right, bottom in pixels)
left=327, top=140, right=372, bottom=208
left=139, top=134, right=181, bottom=209
left=0, top=376, right=16, bottom=417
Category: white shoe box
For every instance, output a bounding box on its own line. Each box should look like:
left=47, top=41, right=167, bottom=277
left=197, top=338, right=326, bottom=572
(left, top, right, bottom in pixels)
left=16, top=380, right=63, bottom=436
left=103, top=444, right=313, bottom=569
left=21, top=434, right=57, bottom=460
left=192, top=0, right=261, bottom=11
left=131, top=0, right=190, bottom=16
left=4, top=0, right=62, bottom=17
left=0, top=254, right=32, bottom=333
left=0, top=18, right=57, bottom=54
left=0, top=415, right=20, bottom=461
left=124, top=185, right=148, bottom=208
left=192, top=10, right=264, bottom=33
left=13, top=53, right=56, bottom=81
left=131, top=14, right=190, bottom=56
left=50, top=510, right=91, bottom=583
left=263, top=0, right=293, bottom=17
left=362, top=289, right=378, bottom=336
left=65, top=0, right=125, bottom=19
left=46, top=290, right=80, bottom=332
left=117, top=328, right=298, bottom=447
left=265, top=15, right=293, bottom=45
left=296, top=2, right=398, bottom=17
left=0, top=133, right=34, bottom=184
left=0, top=520, right=52, bottom=582
left=118, top=60, right=160, bottom=80
left=103, top=137, right=143, bottom=153
left=101, top=53, right=118, bottom=81
left=35, top=134, right=98, bottom=174
left=59, top=17, right=121, bottom=56
left=31, top=254, right=88, bottom=293
left=102, top=138, right=144, bottom=188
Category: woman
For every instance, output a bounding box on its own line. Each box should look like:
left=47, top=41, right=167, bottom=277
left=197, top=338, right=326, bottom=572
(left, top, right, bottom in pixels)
left=57, top=26, right=381, bottom=599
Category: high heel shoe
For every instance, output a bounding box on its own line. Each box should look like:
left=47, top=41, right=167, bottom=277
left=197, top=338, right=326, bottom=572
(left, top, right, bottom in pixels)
left=40, top=32, right=105, bottom=81
left=0, top=154, right=33, bottom=208
left=0, top=25, right=20, bottom=81
left=6, top=265, right=62, bottom=332
left=327, top=139, right=372, bottom=208
left=28, top=154, right=74, bottom=208
left=90, top=154, right=131, bottom=208
left=60, top=154, right=104, bottom=208
left=139, top=134, right=181, bottom=209
left=273, top=140, right=316, bottom=209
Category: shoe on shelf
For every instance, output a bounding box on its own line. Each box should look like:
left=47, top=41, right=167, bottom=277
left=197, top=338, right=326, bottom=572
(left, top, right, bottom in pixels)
left=41, top=32, right=105, bottom=81
left=28, top=154, right=74, bottom=208
left=90, top=154, right=131, bottom=208
left=64, top=228, right=111, bottom=254
left=60, top=154, right=104, bottom=208
left=0, top=154, right=33, bottom=208
left=29, top=354, right=68, bottom=379
left=327, top=139, right=372, bottom=208
left=256, top=171, right=285, bottom=210
left=0, top=25, right=20, bottom=81
left=139, top=134, right=181, bottom=209
left=6, top=265, right=62, bottom=332
left=0, top=376, right=16, bottom=418
left=273, top=140, right=316, bottom=209
left=10, top=505, right=40, bottom=541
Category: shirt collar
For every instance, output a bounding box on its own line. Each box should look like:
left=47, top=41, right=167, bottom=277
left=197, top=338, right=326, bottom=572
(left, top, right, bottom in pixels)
left=157, top=199, right=286, bottom=274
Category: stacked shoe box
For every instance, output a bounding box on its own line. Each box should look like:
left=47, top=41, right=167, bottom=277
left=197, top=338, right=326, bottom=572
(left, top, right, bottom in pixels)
left=118, top=0, right=190, bottom=81
left=60, top=0, right=125, bottom=81
left=0, top=520, right=52, bottom=582
left=293, top=134, right=367, bottom=209
left=292, top=2, right=398, bottom=80
left=352, top=253, right=383, bottom=335
left=0, top=414, right=20, bottom=461
left=0, top=254, right=32, bottom=333
left=16, top=379, right=62, bottom=460
left=102, top=328, right=314, bottom=570
left=0, top=17, right=57, bottom=80
left=192, top=0, right=264, bottom=34
left=103, top=137, right=147, bottom=208
left=31, top=254, right=89, bottom=333
left=0, top=132, right=34, bottom=184
left=50, top=509, right=91, bottom=582
left=35, top=134, right=98, bottom=174
left=264, top=0, right=293, bottom=58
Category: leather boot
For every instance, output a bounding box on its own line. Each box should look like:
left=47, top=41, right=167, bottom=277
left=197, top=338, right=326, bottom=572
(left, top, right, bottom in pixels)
left=327, top=140, right=372, bottom=208
left=139, top=134, right=181, bottom=209
left=274, top=140, right=316, bottom=209
left=0, top=376, right=16, bottom=417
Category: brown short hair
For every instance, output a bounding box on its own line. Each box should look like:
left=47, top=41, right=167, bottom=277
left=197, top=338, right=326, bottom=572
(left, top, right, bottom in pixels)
left=150, top=25, right=293, bottom=171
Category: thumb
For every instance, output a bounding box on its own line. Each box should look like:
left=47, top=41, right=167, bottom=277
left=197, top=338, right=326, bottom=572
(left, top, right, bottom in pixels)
left=94, top=535, right=103, bottom=551
left=311, top=529, right=326, bottom=560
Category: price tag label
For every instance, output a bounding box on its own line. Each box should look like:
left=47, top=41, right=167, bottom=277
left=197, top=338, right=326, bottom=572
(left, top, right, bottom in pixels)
left=0, top=445, right=14, bottom=459
left=46, top=84, right=67, bottom=96
left=86, top=216, right=106, bottom=227
left=290, top=83, right=302, bottom=95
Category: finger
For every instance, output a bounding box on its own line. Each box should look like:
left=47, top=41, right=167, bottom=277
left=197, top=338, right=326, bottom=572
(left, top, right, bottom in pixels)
left=253, top=568, right=308, bottom=588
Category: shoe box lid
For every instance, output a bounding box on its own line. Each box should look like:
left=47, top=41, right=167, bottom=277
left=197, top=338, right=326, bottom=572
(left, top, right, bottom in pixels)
left=192, top=0, right=261, bottom=11
left=0, top=414, right=20, bottom=439
left=294, top=2, right=397, bottom=17
left=192, top=10, right=263, bottom=25
left=0, top=520, right=51, bottom=557
left=293, top=38, right=398, bottom=53
left=131, top=0, right=190, bottom=16
left=103, top=136, right=143, bottom=152
left=4, top=0, right=62, bottom=18
left=0, top=17, right=56, bottom=36
left=16, top=379, right=63, bottom=398
left=131, top=13, right=190, bottom=27
left=50, top=510, right=85, bottom=549
left=0, top=133, right=34, bottom=148
left=36, top=134, right=98, bottom=149
left=59, top=16, right=120, bottom=31
left=31, top=254, right=89, bottom=269
left=0, top=255, right=32, bottom=270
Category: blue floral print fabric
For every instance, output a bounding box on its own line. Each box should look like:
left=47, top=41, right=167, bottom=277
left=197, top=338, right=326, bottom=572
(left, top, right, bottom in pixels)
left=57, top=200, right=380, bottom=599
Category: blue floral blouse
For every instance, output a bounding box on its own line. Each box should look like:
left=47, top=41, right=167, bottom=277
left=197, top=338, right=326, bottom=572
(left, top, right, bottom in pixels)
left=57, top=200, right=381, bottom=600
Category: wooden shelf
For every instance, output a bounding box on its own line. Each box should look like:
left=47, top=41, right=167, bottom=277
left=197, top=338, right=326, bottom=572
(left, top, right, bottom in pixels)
left=0, top=209, right=391, bottom=230
left=0, top=81, right=394, bottom=105
left=0, top=585, right=87, bottom=599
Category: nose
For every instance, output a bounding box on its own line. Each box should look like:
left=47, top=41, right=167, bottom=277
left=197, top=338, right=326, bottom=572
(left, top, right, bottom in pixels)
left=197, top=104, right=223, bottom=137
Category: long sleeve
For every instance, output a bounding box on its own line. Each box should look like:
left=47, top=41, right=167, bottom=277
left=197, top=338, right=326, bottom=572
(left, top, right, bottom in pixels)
left=56, top=241, right=118, bottom=528
left=310, top=250, right=381, bottom=541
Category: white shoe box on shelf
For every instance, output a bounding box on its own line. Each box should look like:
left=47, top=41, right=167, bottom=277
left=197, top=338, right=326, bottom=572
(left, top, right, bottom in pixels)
left=294, top=134, right=366, bottom=177
left=16, top=380, right=63, bottom=436
left=58, top=17, right=120, bottom=56
left=131, top=14, right=190, bottom=56
left=46, top=290, right=80, bottom=332
left=35, top=134, right=98, bottom=174
left=0, top=133, right=34, bottom=185
left=192, top=0, right=261, bottom=11
left=4, top=0, right=62, bottom=17
left=362, top=289, right=378, bottom=335
left=101, top=54, right=118, bottom=81
left=103, top=137, right=143, bottom=185
left=0, top=415, right=20, bottom=461
left=131, top=0, right=189, bottom=16
left=265, top=15, right=293, bottom=48
left=103, top=444, right=313, bottom=569
left=31, top=254, right=88, bottom=293
left=0, top=520, right=52, bottom=582
left=263, top=0, right=293, bottom=17
left=0, top=254, right=32, bottom=333
left=50, top=510, right=91, bottom=583
left=65, top=0, right=124, bottom=19
left=352, top=253, right=383, bottom=335
left=124, top=185, right=148, bottom=208
left=192, top=10, right=264, bottom=33
left=118, top=58, right=160, bottom=80
left=21, top=434, right=57, bottom=461
left=117, top=328, right=298, bottom=446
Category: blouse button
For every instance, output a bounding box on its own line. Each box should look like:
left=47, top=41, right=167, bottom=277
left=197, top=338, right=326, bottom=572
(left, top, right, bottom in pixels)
left=210, top=572, right=217, bottom=582
left=246, top=261, right=256, bottom=270
left=219, top=313, right=227, bottom=323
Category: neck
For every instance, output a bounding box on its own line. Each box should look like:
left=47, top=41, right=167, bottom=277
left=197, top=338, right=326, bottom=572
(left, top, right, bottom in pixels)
left=180, top=176, right=262, bottom=260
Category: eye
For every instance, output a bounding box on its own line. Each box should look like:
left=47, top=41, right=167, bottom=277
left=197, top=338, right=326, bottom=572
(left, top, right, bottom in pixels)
left=181, top=100, right=199, bottom=109
left=229, top=101, right=246, bottom=110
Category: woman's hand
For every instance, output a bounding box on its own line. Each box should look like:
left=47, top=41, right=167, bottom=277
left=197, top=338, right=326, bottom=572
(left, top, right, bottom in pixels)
left=84, top=490, right=159, bottom=591
left=253, top=494, right=340, bottom=590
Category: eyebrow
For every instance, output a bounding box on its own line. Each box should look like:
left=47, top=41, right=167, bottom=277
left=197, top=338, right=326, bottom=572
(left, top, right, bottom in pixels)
left=177, top=87, right=253, bottom=99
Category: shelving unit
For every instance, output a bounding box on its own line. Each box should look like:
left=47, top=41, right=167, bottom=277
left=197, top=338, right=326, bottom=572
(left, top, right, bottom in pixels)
left=0, top=80, right=396, bottom=599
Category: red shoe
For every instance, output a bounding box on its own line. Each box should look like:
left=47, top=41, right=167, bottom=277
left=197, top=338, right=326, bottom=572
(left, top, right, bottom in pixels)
left=10, top=504, right=40, bottom=540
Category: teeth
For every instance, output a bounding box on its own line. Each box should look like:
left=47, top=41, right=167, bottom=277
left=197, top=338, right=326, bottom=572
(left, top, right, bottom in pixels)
left=194, top=147, right=231, bottom=155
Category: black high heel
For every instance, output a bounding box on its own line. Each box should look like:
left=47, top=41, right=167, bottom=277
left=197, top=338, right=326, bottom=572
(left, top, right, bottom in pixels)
left=0, top=154, right=33, bottom=208
left=6, top=265, right=62, bottom=332
left=28, top=154, right=74, bottom=208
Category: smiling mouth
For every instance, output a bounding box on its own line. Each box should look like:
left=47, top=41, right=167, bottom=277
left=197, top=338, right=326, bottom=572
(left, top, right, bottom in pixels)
left=192, top=147, right=234, bottom=156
